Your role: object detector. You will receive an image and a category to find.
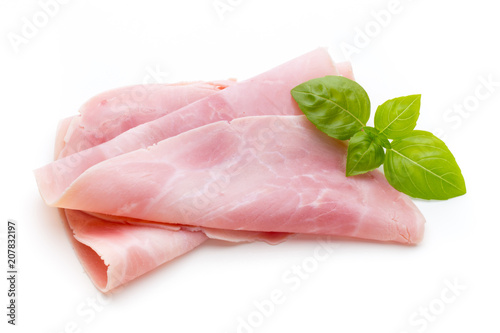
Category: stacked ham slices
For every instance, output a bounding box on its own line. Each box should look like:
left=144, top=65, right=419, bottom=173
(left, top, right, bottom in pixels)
left=35, top=48, right=425, bottom=293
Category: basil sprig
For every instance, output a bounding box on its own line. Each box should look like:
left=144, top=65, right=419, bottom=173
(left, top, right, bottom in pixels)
left=291, top=76, right=466, bottom=200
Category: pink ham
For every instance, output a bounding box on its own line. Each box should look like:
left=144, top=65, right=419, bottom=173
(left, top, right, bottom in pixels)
left=81, top=211, right=291, bottom=244
left=35, top=48, right=342, bottom=204
left=54, top=116, right=73, bottom=159
left=36, top=48, right=424, bottom=294
left=58, top=80, right=235, bottom=158
left=54, top=81, right=234, bottom=292
left=53, top=79, right=292, bottom=292
left=43, top=115, right=425, bottom=244
left=61, top=209, right=207, bottom=292
left=53, top=82, right=250, bottom=293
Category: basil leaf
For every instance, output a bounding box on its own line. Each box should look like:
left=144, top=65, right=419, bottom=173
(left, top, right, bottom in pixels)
left=291, top=76, right=370, bottom=140
left=363, top=126, right=391, bottom=149
left=374, top=94, right=421, bottom=139
left=384, top=130, right=466, bottom=200
left=346, top=130, right=385, bottom=176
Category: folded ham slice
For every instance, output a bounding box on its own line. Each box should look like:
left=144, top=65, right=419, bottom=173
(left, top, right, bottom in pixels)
left=62, top=209, right=207, bottom=292
left=58, top=80, right=236, bottom=159
left=46, top=115, right=425, bottom=244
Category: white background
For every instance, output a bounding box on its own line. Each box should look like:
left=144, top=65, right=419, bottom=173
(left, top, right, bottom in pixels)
left=1, top=0, right=499, bottom=332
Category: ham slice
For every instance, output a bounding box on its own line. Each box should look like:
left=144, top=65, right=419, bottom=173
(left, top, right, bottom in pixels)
left=61, top=209, right=207, bottom=292
left=44, top=115, right=425, bottom=244
left=80, top=211, right=291, bottom=244
left=58, top=80, right=235, bottom=159
left=54, top=116, right=73, bottom=159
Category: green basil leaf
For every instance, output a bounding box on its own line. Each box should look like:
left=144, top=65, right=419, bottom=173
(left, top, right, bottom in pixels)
left=374, top=94, right=421, bottom=139
left=346, top=130, right=385, bottom=176
left=363, top=126, right=391, bottom=149
left=384, top=130, right=466, bottom=200
left=291, top=76, right=370, bottom=140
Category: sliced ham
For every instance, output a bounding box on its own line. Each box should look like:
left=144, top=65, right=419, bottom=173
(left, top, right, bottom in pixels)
left=36, top=48, right=424, bottom=294
left=54, top=81, right=234, bottom=292
left=54, top=116, right=73, bottom=159
left=62, top=209, right=207, bottom=292
left=58, top=80, right=235, bottom=158
left=81, top=211, right=292, bottom=244
left=52, top=77, right=297, bottom=292
left=35, top=48, right=341, bottom=204
left=59, top=64, right=352, bottom=159
left=44, top=115, right=425, bottom=244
